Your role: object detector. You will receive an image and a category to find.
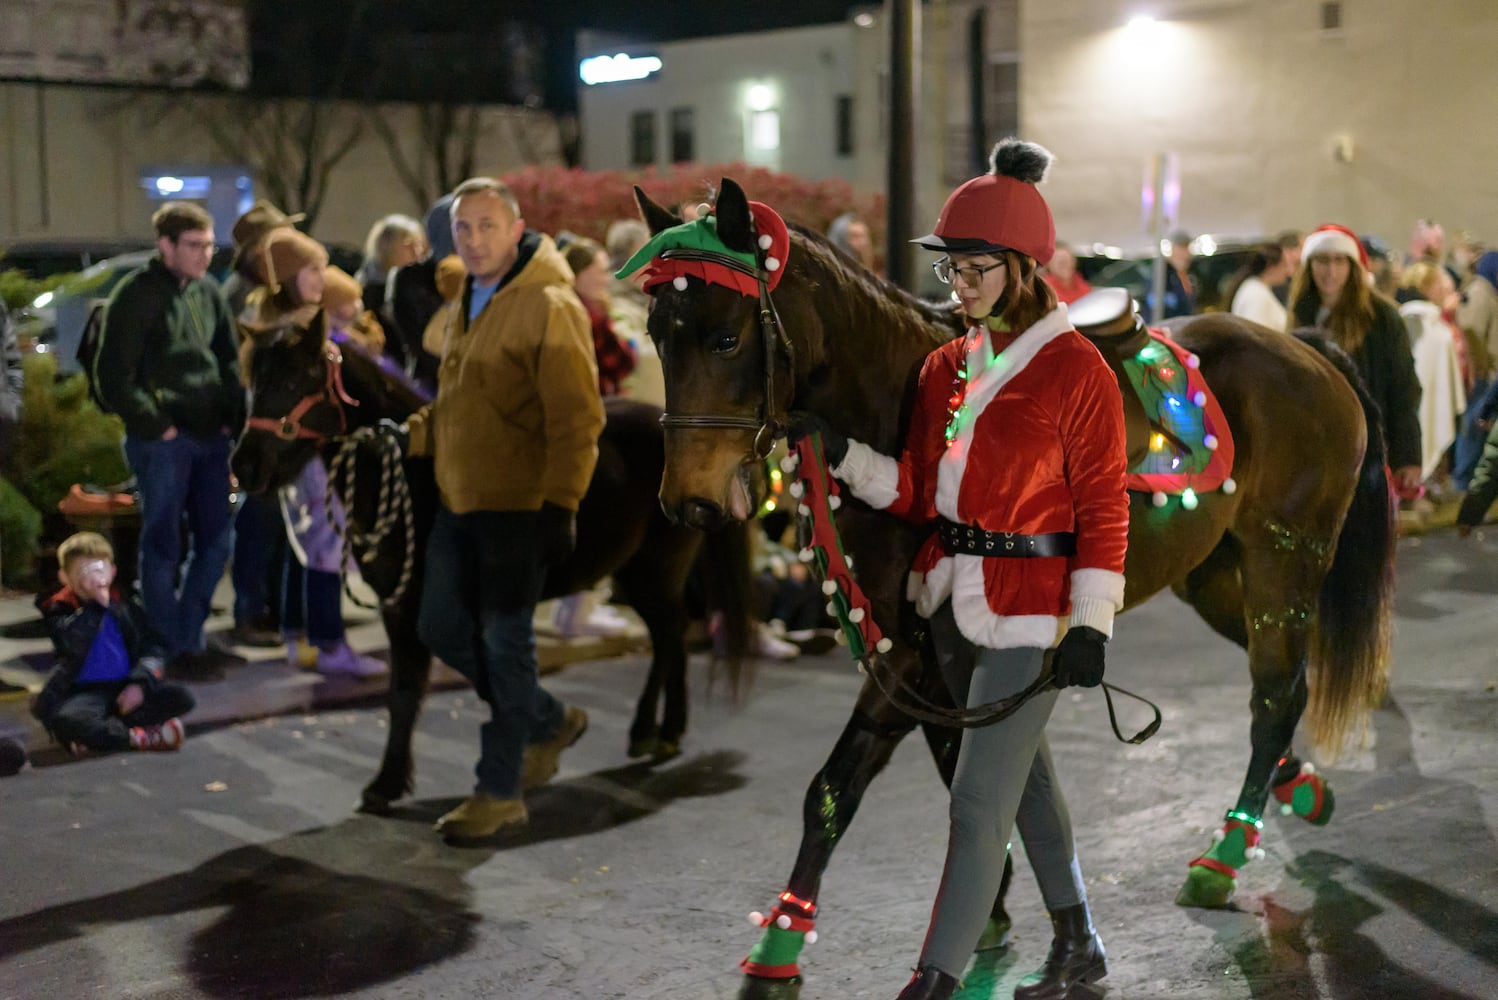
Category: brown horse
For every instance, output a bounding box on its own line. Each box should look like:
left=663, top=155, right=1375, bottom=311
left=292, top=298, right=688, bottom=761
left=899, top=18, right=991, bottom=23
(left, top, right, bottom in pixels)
left=632, top=179, right=1395, bottom=998
left=230, top=318, right=756, bottom=813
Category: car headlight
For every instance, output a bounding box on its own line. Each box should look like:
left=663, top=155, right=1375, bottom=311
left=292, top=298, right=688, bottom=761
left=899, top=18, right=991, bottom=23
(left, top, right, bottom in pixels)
left=31, top=290, right=54, bottom=309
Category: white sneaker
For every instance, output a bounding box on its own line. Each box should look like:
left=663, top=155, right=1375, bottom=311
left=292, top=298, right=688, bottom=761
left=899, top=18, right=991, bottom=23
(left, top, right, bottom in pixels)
left=315, top=641, right=389, bottom=678
left=754, top=624, right=800, bottom=661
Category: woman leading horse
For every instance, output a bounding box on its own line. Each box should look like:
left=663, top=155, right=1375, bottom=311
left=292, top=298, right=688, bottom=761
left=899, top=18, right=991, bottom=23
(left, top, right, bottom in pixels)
left=788, top=139, right=1123, bottom=1000
left=624, top=146, right=1394, bottom=998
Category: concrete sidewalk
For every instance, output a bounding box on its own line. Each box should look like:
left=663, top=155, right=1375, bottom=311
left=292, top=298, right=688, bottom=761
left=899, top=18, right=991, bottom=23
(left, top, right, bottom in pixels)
left=0, top=576, right=650, bottom=759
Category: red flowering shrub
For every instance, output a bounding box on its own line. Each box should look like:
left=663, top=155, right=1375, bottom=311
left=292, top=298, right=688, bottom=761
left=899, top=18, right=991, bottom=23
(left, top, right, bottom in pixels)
left=501, top=162, right=887, bottom=267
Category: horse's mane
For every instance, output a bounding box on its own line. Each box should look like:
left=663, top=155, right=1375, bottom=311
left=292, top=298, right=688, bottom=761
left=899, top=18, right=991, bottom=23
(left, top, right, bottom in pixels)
left=331, top=332, right=433, bottom=419
left=787, top=223, right=963, bottom=351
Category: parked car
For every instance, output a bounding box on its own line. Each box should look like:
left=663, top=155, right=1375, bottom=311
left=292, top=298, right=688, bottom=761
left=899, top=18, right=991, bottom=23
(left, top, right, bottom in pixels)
left=0, top=239, right=153, bottom=280
left=18, top=242, right=364, bottom=370
left=17, top=247, right=229, bottom=372
left=1073, top=236, right=1266, bottom=317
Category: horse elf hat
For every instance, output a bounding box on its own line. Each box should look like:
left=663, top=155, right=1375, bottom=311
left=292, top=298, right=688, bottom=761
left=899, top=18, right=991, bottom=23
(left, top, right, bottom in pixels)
left=615, top=201, right=791, bottom=297
left=912, top=137, right=1056, bottom=265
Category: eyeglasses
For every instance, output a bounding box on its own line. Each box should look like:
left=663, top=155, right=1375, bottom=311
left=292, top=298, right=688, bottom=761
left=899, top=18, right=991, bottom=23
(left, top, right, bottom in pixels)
left=932, top=257, right=1005, bottom=286
left=176, top=237, right=216, bottom=252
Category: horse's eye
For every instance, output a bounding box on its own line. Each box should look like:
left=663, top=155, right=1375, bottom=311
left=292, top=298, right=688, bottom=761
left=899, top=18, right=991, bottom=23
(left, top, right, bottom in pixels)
left=709, top=331, right=740, bottom=354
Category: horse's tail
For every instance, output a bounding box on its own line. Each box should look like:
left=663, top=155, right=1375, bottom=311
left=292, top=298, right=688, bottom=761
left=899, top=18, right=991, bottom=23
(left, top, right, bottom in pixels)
left=1298, top=332, right=1396, bottom=756
left=700, top=518, right=758, bottom=697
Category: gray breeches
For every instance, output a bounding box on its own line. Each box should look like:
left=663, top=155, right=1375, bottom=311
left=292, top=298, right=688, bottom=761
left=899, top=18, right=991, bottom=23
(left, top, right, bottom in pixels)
left=918, top=602, right=1087, bottom=977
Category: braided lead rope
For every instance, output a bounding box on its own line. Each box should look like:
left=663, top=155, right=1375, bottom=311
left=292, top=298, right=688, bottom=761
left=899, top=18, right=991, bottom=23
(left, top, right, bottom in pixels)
left=323, top=427, right=417, bottom=610
left=788, top=433, right=1160, bottom=740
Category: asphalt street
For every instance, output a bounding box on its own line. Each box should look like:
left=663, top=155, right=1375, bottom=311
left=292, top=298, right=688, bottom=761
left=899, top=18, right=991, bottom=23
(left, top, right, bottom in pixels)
left=1, top=528, right=1496, bottom=999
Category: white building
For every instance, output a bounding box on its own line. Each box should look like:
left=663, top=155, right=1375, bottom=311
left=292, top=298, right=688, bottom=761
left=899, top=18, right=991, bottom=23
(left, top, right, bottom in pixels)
left=580, top=0, right=1498, bottom=258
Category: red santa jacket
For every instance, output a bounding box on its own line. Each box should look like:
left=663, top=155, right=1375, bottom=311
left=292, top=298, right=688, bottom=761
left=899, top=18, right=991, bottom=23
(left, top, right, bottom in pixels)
left=835, top=305, right=1129, bottom=649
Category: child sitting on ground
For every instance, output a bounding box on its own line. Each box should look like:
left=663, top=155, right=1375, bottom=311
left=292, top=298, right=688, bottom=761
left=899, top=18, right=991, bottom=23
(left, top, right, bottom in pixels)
left=31, top=532, right=195, bottom=754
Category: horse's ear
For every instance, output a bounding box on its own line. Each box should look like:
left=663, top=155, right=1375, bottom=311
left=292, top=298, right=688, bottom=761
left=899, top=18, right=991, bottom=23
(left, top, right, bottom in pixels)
left=634, top=186, right=680, bottom=235
left=714, top=178, right=755, bottom=254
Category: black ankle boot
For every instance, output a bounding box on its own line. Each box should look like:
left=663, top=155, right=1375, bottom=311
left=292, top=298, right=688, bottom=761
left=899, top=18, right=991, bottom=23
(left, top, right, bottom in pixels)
left=1012, top=903, right=1107, bottom=1000
left=895, top=963, right=961, bottom=1000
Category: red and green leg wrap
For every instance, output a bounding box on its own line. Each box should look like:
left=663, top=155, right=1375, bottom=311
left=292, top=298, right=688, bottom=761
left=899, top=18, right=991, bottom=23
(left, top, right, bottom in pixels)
left=1272, top=757, right=1334, bottom=825
left=741, top=891, right=819, bottom=979
left=1176, top=811, right=1265, bottom=909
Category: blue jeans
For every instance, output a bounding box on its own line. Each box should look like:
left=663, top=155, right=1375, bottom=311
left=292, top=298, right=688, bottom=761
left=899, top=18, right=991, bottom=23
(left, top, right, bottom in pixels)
left=280, top=559, right=345, bottom=646
left=232, top=490, right=283, bottom=625
left=417, top=505, right=562, bottom=798
left=123, top=432, right=235, bottom=658
left=1454, top=378, right=1498, bottom=490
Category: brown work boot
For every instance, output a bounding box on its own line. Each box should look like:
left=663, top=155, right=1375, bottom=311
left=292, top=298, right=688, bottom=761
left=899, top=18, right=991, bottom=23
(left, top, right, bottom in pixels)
left=521, top=706, right=589, bottom=790
left=434, top=793, right=528, bottom=839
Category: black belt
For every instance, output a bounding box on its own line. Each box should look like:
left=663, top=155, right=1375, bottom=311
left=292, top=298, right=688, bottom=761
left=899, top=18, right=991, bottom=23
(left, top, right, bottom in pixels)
left=936, top=520, right=1076, bottom=558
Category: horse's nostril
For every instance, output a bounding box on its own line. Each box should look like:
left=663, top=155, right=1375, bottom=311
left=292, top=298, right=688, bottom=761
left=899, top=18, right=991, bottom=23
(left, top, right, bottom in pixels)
left=679, top=498, right=723, bottom=530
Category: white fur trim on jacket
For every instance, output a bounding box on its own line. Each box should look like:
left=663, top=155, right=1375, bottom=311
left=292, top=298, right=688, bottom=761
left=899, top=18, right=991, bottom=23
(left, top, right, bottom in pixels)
left=1068, top=568, right=1126, bottom=636
left=936, top=307, right=1074, bottom=518
left=907, top=555, right=1070, bottom=649
left=832, top=438, right=901, bottom=510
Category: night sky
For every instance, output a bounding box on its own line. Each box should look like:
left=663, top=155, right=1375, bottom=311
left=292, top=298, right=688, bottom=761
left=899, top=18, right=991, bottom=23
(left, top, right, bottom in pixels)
left=248, top=0, right=867, bottom=111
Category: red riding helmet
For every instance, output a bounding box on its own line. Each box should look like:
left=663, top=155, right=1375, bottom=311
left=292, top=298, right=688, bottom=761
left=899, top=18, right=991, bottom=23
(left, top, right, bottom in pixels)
left=912, top=138, right=1056, bottom=266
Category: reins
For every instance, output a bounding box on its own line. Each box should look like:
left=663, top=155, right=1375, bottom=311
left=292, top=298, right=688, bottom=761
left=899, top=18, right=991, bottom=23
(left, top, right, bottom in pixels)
left=323, top=424, right=417, bottom=610
left=790, top=433, right=1160, bottom=742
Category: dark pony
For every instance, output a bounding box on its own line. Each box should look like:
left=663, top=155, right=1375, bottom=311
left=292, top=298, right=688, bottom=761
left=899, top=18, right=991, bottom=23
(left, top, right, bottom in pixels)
left=231, top=315, right=756, bottom=812
left=634, top=179, right=1394, bottom=998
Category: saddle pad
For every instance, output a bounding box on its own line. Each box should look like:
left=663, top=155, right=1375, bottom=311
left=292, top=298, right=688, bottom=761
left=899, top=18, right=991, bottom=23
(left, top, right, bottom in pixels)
left=1121, top=330, right=1234, bottom=497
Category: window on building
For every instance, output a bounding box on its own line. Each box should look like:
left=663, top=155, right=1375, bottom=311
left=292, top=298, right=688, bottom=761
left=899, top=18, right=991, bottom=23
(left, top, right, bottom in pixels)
left=835, top=95, right=854, bottom=156
left=750, top=109, right=780, bottom=151
left=670, top=107, right=694, bottom=163
left=630, top=111, right=657, bottom=167
left=987, top=58, right=1019, bottom=144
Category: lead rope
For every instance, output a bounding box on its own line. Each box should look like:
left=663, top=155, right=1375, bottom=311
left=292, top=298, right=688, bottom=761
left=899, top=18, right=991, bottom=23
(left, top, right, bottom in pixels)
left=787, top=432, right=1160, bottom=740
left=323, top=426, right=417, bottom=610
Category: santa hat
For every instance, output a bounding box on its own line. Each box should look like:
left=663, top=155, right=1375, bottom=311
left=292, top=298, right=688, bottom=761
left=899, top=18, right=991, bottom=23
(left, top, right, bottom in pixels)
left=912, top=138, right=1056, bottom=265
left=260, top=228, right=328, bottom=300
left=1302, top=224, right=1369, bottom=270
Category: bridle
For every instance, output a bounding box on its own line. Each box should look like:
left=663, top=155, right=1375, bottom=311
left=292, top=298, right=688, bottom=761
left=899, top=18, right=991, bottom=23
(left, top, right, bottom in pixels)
left=655, top=241, right=796, bottom=460
left=243, top=338, right=415, bottom=609
left=244, top=341, right=358, bottom=443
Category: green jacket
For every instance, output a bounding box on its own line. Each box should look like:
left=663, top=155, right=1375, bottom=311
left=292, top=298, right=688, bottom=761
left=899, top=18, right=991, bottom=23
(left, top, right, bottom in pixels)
left=93, top=257, right=244, bottom=439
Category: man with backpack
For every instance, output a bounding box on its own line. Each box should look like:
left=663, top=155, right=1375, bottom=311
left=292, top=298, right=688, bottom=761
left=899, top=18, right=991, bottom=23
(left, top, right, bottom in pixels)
left=91, top=202, right=244, bottom=680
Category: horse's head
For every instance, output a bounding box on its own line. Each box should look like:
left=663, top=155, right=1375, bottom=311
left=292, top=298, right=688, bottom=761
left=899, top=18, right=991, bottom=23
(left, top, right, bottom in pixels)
left=232, top=316, right=350, bottom=495
left=631, top=178, right=800, bottom=529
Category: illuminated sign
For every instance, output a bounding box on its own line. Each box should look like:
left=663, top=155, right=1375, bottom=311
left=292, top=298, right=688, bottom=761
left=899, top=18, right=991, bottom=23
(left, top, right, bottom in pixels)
left=580, top=53, right=663, bottom=86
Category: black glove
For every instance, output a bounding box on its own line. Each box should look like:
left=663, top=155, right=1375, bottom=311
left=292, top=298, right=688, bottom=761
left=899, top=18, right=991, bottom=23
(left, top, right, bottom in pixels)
left=785, top=410, right=849, bottom=467
left=538, top=502, right=576, bottom=565
left=377, top=417, right=409, bottom=455
left=1051, top=626, right=1107, bottom=688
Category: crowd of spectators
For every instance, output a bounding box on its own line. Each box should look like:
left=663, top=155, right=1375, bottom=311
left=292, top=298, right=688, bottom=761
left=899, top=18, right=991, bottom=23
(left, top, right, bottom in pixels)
left=9, top=188, right=1498, bottom=782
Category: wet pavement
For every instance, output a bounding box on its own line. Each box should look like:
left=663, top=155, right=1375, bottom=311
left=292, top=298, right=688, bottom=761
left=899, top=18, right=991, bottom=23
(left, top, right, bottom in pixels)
left=1, top=526, right=1496, bottom=999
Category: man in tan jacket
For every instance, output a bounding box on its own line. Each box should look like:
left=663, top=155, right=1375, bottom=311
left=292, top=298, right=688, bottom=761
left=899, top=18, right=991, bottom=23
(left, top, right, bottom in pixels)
left=406, top=177, right=604, bottom=839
